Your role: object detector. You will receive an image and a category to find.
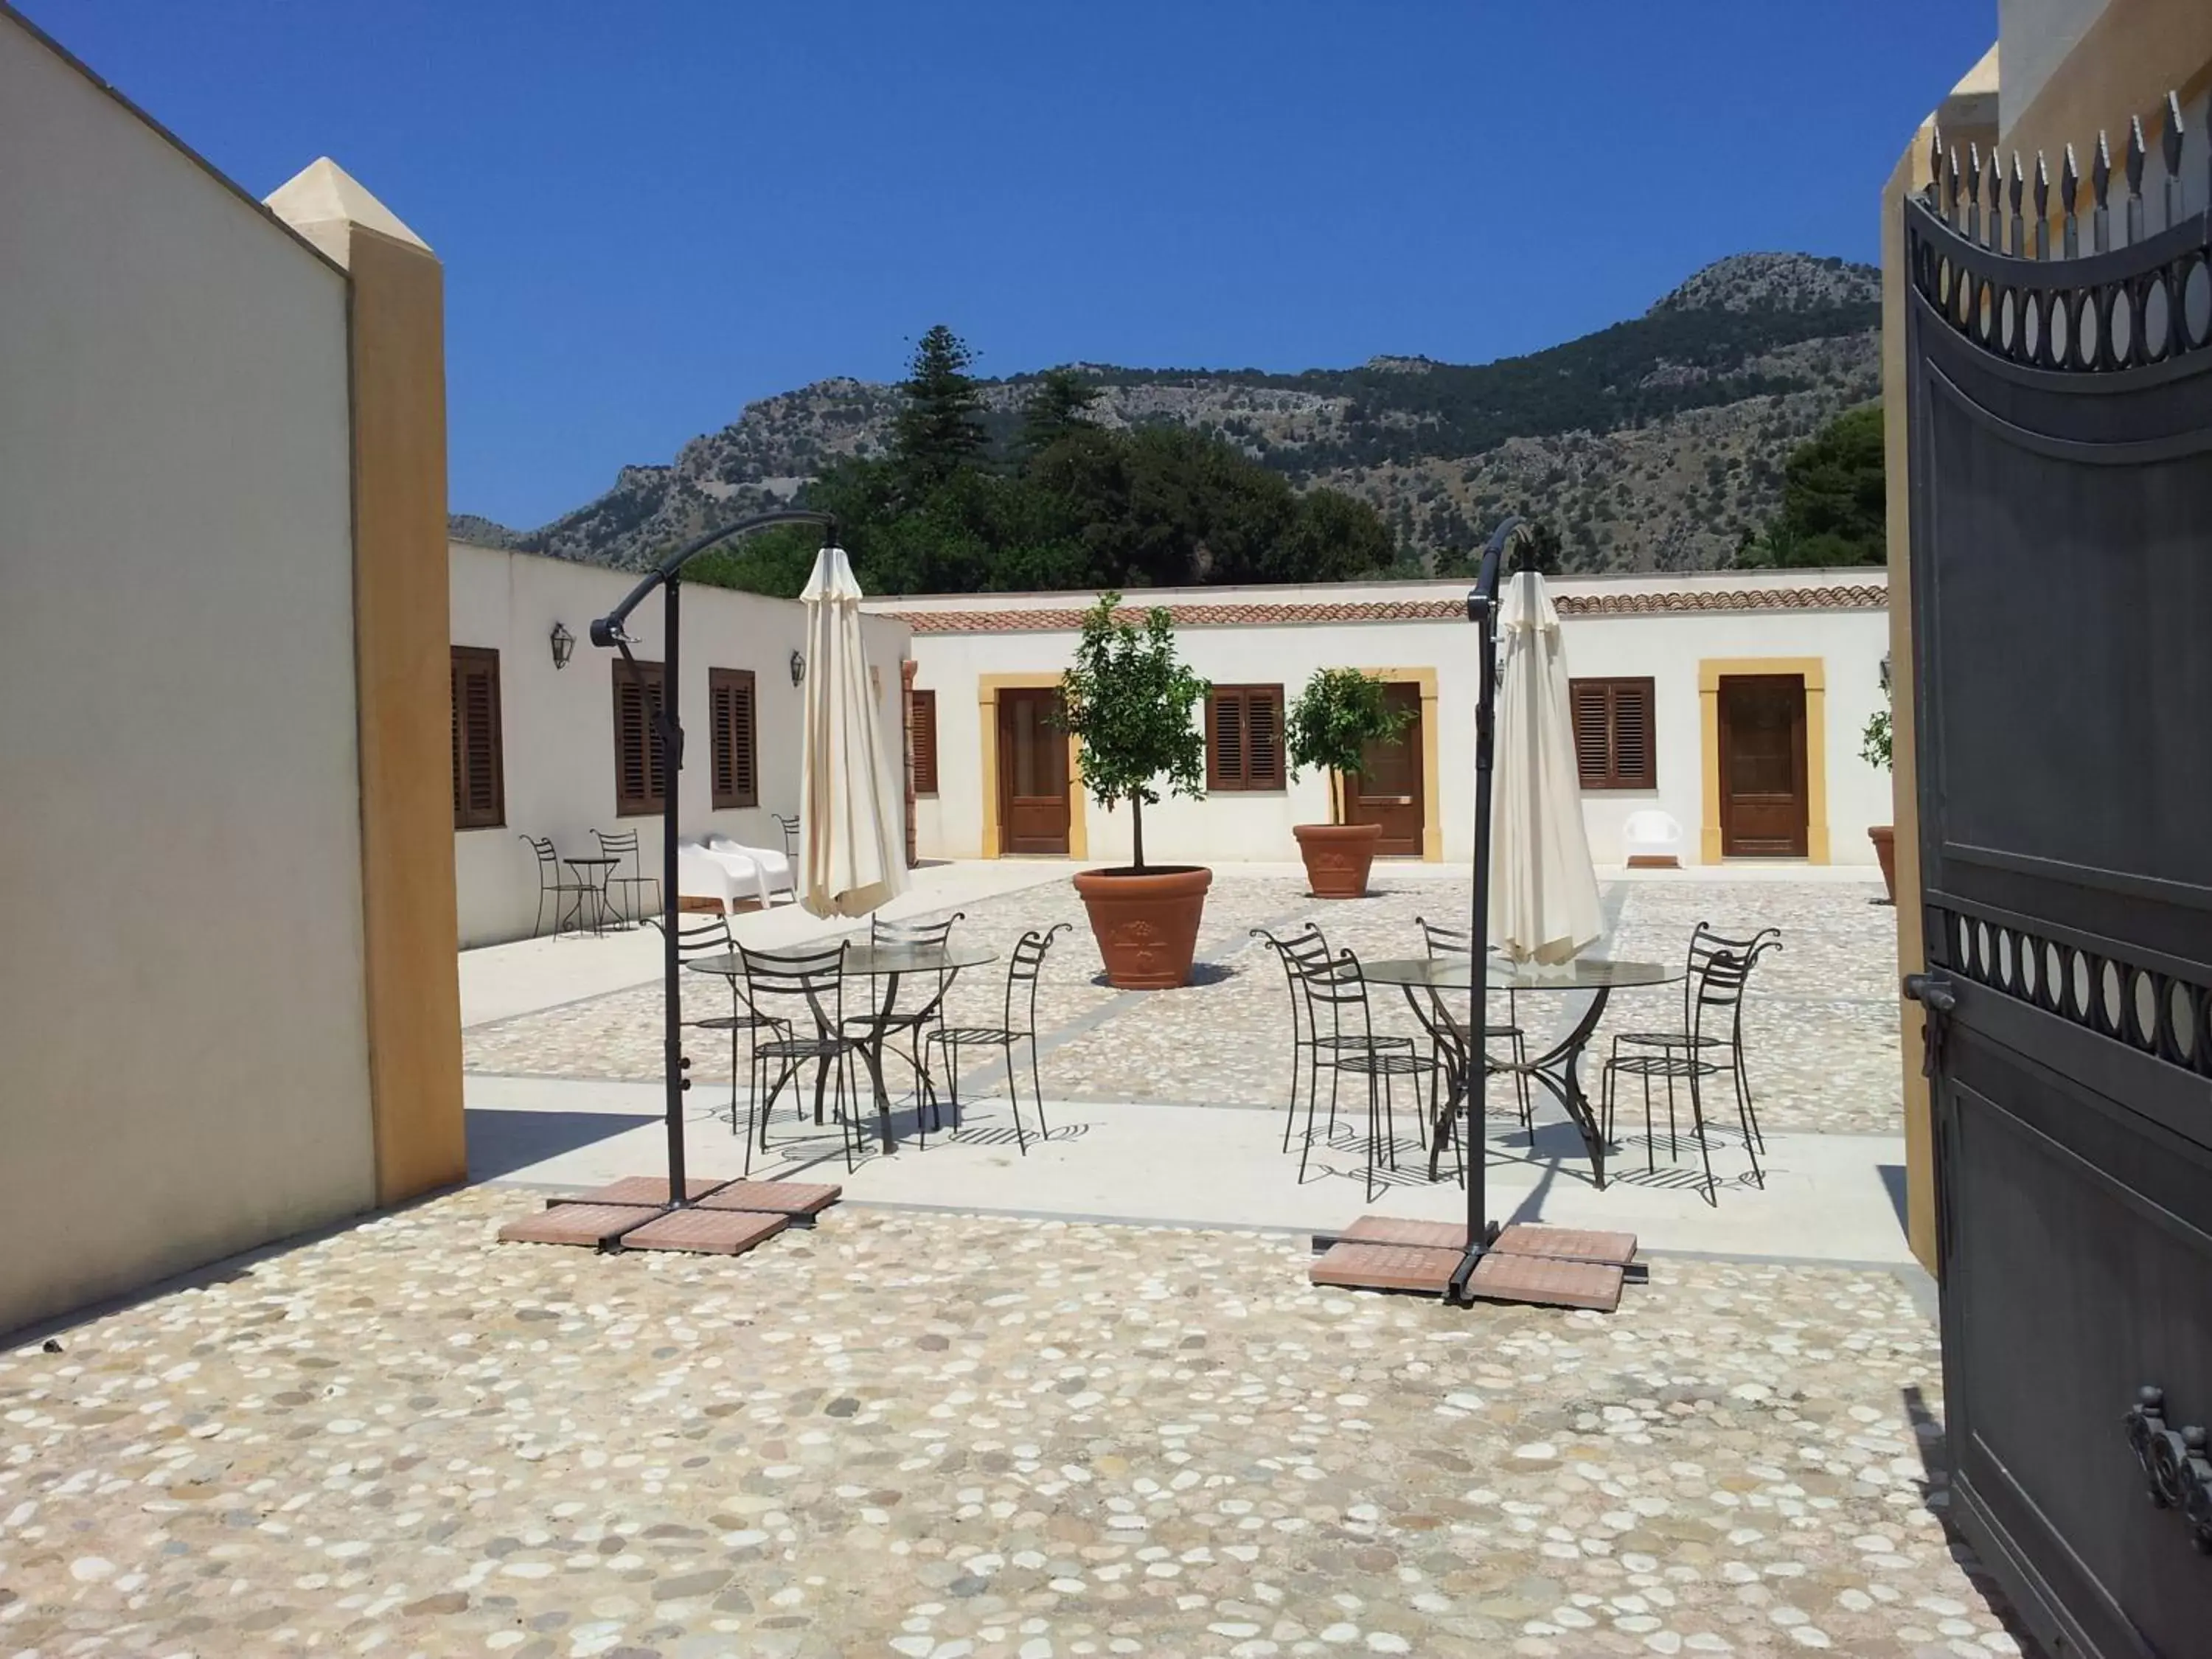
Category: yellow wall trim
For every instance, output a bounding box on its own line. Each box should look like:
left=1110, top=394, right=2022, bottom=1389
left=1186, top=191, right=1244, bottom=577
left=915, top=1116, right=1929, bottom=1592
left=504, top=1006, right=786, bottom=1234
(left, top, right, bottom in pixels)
left=1362, top=667, right=1443, bottom=861
left=1697, top=656, right=1829, bottom=866
left=977, top=672, right=1086, bottom=859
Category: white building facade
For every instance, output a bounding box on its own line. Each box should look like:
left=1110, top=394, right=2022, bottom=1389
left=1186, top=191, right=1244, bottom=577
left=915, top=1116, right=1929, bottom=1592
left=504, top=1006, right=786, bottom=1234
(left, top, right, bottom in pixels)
left=450, top=541, right=912, bottom=946
left=875, top=569, right=1892, bottom=872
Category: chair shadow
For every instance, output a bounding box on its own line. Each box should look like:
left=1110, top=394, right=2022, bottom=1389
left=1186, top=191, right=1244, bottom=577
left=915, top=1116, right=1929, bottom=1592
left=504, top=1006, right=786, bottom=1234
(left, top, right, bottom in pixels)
left=465, top=1108, right=651, bottom=1181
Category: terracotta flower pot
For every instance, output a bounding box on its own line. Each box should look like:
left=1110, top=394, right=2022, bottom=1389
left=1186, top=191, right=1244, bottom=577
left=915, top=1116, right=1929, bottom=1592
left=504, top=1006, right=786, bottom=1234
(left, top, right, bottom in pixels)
left=1293, top=821, right=1385, bottom=900
left=1073, top=865, right=1212, bottom=990
left=1868, top=825, right=1897, bottom=904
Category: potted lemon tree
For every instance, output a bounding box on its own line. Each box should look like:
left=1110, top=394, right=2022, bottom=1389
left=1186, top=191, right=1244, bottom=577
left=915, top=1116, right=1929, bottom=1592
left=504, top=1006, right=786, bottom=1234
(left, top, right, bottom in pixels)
left=1864, top=703, right=1896, bottom=903
left=1285, top=667, right=1413, bottom=899
left=1061, top=594, right=1214, bottom=988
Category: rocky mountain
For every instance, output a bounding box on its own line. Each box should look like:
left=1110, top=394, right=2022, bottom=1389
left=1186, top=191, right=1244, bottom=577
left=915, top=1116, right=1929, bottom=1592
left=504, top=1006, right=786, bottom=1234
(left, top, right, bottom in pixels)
left=457, top=251, right=1880, bottom=577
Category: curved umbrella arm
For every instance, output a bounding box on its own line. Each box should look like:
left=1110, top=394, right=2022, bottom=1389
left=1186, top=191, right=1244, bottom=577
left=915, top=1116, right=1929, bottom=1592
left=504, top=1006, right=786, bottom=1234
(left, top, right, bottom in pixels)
left=588, top=507, right=839, bottom=647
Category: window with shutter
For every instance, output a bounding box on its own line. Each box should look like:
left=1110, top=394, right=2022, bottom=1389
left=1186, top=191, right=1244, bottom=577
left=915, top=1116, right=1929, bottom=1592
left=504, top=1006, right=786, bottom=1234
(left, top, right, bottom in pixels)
left=1206, top=685, right=1285, bottom=790
left=613, top=658, right=667, bottom=816
left=450, top=646, right=504, bottom=830
left=910, top=689, right=939, bottom=795
left=1568, top=676, right=1657, bottom=790
left=709, top=668, right=758, bottom=810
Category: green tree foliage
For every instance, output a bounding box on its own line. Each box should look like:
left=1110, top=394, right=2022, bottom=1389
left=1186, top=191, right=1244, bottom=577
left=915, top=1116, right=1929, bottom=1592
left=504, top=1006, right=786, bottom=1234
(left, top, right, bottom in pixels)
left=1057, top=595, right=1209, bottom=872
left=688, top=326, right=1403, bottom=598
left=893, top=324, right=987, bottom=493
left=1736, top=405, right=1885, bottom=567
left=1018, top=368, right=1102, bottom=459
left=1284, top=668, right=1413, bottom=824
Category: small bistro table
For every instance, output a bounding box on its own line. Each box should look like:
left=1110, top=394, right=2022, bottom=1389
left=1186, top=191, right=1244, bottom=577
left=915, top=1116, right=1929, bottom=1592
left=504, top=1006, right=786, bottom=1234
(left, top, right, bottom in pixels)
left=560, top=855, right=622, bottom=936
left=689, top=941, right=998, bottom=1154
left=1356, top=956, right=1683, bottom=1189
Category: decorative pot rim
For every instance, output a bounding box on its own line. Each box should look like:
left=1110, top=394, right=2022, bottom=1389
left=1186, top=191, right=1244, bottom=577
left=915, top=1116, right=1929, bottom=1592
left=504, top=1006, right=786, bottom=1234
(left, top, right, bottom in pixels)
left=1074, top=864, right=1213, bottom=886
left=1293, top=821, right=1385, bottom=839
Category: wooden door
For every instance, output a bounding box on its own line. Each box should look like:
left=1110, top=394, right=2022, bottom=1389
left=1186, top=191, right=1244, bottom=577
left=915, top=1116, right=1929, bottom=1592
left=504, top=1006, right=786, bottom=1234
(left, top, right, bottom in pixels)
left=1345, top=683, right=1423, bottom=856
left=996, top=689, right=1070, bottom=855
left=1717, top=675, right=1807, bottom=857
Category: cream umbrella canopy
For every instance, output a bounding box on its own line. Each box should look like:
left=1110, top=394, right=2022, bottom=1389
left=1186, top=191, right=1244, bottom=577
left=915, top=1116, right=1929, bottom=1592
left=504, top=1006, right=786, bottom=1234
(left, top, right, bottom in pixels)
left=1488, top=567, right=1602, bottom=964
left=799, top=543, right=908, bottom=918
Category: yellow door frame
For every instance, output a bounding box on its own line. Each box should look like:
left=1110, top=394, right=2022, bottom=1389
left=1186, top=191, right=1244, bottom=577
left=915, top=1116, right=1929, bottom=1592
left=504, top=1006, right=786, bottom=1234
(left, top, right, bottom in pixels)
left=1699, top=657, right=1829, bottom=864
left=1358, top=666, right=1443, bottom=862
left=978, top=672, right=1086, bottom=858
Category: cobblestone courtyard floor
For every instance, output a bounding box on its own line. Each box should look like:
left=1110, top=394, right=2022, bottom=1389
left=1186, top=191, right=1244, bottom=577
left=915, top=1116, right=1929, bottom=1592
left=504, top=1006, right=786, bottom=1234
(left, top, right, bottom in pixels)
left=462, top=874, right=1903, bottom=1141
left=1, top=1191, right=2017, bottom=1659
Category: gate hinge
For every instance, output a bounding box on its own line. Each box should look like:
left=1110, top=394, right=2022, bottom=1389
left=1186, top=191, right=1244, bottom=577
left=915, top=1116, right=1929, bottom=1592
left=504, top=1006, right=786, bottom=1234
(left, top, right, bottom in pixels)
left=1902, top=971, right=1957, bottom=1079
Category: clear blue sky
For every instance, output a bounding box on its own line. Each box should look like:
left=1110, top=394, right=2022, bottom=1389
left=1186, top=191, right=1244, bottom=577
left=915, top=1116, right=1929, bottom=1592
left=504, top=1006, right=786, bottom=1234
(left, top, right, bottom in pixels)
left=27, top=1, right=1992, bottom=530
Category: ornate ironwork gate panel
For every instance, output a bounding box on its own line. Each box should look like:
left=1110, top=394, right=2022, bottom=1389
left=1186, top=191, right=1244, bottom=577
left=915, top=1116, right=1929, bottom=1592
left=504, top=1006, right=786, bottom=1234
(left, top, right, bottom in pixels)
left=1904, top=106, right=2212, bottom=1658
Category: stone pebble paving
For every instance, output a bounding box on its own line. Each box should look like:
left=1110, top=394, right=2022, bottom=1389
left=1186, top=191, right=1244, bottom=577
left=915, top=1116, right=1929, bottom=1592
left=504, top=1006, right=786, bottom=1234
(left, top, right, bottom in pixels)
left=0, top=1189, right=2017, bottom=1658
left=462, top=876, right=1905, bottom=1139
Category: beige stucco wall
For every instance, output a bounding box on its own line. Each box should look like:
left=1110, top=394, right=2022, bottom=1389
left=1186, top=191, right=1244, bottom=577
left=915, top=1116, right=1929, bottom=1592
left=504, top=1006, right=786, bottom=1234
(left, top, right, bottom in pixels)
left=894, top=576, right=1890, bottom=870
left=0, top=14, right=374, bottom=1332
left=451, top=544, right=912, bottom=947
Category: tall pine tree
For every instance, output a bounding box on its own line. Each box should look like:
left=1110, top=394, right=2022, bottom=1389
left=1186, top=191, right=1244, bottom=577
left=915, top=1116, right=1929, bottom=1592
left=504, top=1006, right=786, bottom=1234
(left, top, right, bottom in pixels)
left=1017, top=367, right=1102, bottom=459
left=892, top=324, right=987, bottom=493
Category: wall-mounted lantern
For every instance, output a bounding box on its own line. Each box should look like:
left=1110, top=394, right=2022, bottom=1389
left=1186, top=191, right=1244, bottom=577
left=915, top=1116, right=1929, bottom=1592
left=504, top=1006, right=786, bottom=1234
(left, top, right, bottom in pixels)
left=549, top=621, right=575, bottom=671
left=1879, top=651, right=1892, bottom=694
left=789, top=649, right=806, bottom=687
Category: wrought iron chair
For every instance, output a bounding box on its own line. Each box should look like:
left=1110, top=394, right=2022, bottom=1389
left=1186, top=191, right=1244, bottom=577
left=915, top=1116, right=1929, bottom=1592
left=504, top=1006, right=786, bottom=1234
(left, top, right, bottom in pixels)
left=665, top=914, right=784, bottom=1135
left=924, top=922, right=1072, bottom=1153
left=1413, top=914, right=1532, bottom=1130
left=1608, top=922, right=1782, bottom=1155
left=739, top=943, right=868, bottom=1174
left=1296, top=947, right=1441, bottom=1201
left=1253, top=924, right=1339, bottom=1152
left=592, top=827, right=661, bottom=927
left=1599, top=934, right=1779, bottom=1205
left=771, top=812, right=801, bottom=863
left=838, top=911, right=966, bottom=1136
left=519, top=835, right=593, bottom=939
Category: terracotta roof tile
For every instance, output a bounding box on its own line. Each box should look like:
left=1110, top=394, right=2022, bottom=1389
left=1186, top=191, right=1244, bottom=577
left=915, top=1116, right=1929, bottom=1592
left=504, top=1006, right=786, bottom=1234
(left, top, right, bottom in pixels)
left=885, top=583, right=1888, bottom=635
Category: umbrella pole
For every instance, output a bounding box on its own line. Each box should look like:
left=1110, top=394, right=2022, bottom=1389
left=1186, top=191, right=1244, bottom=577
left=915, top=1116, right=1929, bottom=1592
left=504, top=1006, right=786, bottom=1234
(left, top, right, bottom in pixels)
left=1451, top=518, right=1516, bottom=1300
left=661, top=576, right=689, bottom=1206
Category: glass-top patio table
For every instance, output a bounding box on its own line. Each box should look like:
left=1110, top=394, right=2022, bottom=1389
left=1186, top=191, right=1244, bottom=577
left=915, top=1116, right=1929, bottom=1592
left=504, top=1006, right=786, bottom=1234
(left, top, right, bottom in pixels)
left=689, top=942, right=998, bottom=1153
left=1357, top=956, right=1683, bottom=1189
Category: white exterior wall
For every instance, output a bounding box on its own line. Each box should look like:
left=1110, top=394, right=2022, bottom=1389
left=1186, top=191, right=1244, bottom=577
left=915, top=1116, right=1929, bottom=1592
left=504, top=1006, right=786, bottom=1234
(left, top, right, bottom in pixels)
left=451, top=543, right=912, bottom=947
left=0, top=17, right=372, bottom=1332
left=896, top=574, right=1891, bottom=869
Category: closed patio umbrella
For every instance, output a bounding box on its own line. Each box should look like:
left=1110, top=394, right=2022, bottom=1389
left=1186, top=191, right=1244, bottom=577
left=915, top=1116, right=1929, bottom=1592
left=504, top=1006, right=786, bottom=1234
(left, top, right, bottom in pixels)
left=1489, top=567, right=1601, bottom=964
left=799, top=543, right=907, bottom=918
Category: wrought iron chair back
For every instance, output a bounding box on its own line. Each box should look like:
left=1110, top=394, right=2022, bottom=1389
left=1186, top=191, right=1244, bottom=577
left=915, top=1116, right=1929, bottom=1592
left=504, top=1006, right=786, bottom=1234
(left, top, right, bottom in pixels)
left=771, top=812, right=801, bottom=862
left=740, top=944, right=847, bottom=1040
left=1001, top=922, right=1072, bottom=1034
left=872, top=911, right=963, bottom=948
left=1677, top=922, right=1781, bottom=1032
left=1413, top=915, right=1473, bottom=957
left=519, top=834, right=591, bottom=936
left=592, top=827, right=660, bottom=925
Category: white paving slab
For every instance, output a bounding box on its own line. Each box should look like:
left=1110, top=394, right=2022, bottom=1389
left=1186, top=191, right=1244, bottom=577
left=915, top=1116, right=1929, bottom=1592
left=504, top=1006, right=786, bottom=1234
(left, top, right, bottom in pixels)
left=466, top=1072, right=1912, bottom=1264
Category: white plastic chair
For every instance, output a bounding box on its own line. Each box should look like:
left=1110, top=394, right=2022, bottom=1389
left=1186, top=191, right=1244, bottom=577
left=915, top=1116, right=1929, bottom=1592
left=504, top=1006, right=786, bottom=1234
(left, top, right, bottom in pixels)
left=1622, top=810, right=1684, bottom=868
left=703, top=832, right=796, bottom=905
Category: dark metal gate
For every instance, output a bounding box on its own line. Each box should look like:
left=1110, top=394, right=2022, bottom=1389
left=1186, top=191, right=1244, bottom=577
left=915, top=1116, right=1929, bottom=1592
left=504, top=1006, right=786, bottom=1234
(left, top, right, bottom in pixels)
left=1903, top=106, right=2212, bottom=1658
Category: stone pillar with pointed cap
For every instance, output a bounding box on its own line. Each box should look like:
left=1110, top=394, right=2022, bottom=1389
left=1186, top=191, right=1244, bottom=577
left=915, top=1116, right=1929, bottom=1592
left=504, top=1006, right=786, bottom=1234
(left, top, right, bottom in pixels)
left=267, top=159, right=465, bottom=1206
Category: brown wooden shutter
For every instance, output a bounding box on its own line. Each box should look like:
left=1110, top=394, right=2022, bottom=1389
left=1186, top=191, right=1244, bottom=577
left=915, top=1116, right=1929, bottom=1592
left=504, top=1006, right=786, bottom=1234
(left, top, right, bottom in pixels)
left=1208, top=689, right=1244, bottom=790
left=1206, top=686, right=1284, bottom=790
left=1613, top=680, right=1655, bottom=789
left=1247, top=686, right=1283, bottom=787
left=613, top=658, right=666, bottom=815
left=1568, top=677, right=1656, bottom=790
left=910, top=689, right=939, bottom=795
left=709, top=668, right=757, bottom=809
left=451, top=646, right=504, bottom=829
